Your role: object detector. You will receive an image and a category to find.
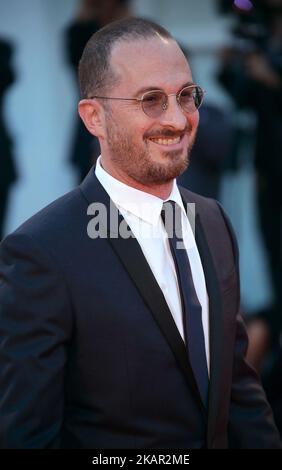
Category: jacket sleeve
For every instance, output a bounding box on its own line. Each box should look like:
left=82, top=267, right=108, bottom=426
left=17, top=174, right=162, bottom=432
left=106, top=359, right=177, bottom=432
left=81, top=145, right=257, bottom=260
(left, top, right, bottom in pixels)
left=228, top=312, right=281, bottom=448
left=217, top=203, right=281, bottom=448
left=0, top=232, right=73, bottom=448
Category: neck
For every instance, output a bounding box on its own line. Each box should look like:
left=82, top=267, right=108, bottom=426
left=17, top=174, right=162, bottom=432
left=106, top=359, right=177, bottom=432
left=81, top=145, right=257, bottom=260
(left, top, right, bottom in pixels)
left=100, top=157, right=174, bottom=200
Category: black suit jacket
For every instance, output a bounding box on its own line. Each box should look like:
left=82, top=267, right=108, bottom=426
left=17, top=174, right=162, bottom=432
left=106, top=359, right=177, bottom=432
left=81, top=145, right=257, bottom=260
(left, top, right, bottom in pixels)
left=0, top=168, right=280, bottom=448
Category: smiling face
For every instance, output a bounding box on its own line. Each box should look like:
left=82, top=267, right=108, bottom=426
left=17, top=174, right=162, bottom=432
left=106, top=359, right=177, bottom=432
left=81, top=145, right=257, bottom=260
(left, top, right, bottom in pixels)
left=98, top=37, right=200, bottom=194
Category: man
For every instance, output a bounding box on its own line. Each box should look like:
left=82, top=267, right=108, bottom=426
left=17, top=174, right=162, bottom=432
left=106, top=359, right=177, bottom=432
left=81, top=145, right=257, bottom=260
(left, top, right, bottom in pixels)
left=0, top=18, right=280, bottom=449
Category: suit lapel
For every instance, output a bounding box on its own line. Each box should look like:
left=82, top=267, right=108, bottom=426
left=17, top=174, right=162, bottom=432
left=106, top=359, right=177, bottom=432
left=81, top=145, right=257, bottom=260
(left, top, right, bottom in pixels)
left=194, top=215, right=224, bottom=444
left=80, top=168, right=206, bottom=414
left=180, top=187, right=224, bottom=444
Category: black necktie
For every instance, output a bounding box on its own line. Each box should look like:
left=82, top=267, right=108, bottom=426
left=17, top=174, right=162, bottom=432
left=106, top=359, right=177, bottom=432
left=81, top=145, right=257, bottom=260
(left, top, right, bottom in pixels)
left=161, top=200, right=209, bottom=406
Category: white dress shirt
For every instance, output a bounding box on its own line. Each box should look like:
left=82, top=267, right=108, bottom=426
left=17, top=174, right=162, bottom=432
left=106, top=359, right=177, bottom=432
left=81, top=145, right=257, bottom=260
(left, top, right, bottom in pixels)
left=95, top=156, right=210, bottom=372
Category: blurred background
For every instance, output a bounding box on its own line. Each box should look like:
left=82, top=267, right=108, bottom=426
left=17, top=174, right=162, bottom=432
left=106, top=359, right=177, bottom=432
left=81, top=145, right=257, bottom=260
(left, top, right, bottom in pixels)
left=1, top=0, right=282, bottom=434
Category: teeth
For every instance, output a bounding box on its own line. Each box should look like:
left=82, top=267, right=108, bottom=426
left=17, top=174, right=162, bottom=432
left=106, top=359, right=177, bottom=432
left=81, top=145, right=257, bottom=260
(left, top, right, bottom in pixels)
left=150, top=136, right=181, bottom=145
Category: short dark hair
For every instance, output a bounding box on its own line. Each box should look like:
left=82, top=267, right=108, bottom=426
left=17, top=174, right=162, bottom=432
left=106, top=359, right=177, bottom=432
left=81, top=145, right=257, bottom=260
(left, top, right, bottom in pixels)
left=78, top=17, right=174, bottom=98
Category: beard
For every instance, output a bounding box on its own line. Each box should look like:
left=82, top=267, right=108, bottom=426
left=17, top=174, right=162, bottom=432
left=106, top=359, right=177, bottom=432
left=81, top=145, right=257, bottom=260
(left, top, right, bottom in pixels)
left=105, top=115, right=197, bottom=186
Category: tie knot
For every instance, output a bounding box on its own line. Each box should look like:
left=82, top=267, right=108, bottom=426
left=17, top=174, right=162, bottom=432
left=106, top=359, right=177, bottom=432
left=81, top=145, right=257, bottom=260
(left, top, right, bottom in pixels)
left=161, top=200, right=183, bottom=240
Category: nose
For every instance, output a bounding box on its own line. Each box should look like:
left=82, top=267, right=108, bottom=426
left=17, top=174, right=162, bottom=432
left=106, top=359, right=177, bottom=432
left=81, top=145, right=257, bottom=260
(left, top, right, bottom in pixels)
left=159, top=94, right=190, bottom=130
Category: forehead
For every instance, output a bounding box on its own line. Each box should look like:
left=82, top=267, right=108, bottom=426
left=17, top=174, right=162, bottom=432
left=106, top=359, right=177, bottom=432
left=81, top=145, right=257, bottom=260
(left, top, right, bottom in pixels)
left=110, top=37, right=193, bottom=93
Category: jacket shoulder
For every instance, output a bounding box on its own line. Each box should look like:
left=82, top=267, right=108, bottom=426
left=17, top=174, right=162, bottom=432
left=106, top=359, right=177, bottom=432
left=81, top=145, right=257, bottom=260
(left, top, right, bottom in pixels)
left=3, top=186, right=89, bottom=254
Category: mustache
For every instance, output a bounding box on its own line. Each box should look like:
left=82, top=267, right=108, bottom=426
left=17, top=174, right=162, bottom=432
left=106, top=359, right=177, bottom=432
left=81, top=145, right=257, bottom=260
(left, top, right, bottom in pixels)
left=144, top=126, right=191, bottom=139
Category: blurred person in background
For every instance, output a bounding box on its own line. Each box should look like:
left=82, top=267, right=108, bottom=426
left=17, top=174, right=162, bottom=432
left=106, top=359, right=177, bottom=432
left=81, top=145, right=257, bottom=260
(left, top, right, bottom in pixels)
left=176, top=42, right=235, bottom=200
left=178, top=102, right=235, bottom=199
left=0, top=17, right=281, bottom=449
left=66, top=0, right=131, bottom=182
left=218, top=0, right=282, bottom=433
left=0, top=37, right=17, bottom=240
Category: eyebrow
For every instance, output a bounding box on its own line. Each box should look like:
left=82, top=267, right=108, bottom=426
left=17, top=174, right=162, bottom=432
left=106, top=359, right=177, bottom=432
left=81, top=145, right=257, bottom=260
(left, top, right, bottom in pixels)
left=133, top=81, right=195, bottom=98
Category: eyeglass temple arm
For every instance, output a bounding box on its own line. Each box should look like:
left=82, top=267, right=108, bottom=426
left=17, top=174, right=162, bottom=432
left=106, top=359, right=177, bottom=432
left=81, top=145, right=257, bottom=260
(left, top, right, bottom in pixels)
left=89, top=96, right=140, bottom=101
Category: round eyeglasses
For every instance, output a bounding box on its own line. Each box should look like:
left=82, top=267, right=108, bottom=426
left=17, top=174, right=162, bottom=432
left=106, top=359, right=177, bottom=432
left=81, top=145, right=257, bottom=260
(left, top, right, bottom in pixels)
left=90, top=85, right=205, bottom=118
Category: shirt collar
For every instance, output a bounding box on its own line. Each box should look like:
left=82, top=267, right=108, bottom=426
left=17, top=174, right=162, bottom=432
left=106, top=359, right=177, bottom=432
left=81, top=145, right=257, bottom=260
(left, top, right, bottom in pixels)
left=95, top=155, right=187, bottom=225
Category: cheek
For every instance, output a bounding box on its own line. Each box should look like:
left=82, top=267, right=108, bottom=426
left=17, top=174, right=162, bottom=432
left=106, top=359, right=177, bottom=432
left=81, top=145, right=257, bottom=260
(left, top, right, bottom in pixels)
left=188, top=111, right=199, bottom=131
left=139, top=124, right=155, bottom=142
left=121, top=115, right=149, bottom=137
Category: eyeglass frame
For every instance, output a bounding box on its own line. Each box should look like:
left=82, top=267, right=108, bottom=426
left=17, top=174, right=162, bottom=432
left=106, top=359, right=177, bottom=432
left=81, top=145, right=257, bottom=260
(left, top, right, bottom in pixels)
left=89, top=84, right=205, bottom=117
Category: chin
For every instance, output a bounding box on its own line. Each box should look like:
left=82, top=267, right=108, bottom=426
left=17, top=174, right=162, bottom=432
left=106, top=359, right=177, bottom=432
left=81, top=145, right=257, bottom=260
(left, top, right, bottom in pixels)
left=145, top=158, right=189, bottom=184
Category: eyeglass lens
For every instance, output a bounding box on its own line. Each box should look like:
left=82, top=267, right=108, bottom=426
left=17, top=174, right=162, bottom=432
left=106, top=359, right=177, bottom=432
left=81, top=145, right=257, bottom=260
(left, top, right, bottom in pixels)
left=141, top=86, right=203, bottom=118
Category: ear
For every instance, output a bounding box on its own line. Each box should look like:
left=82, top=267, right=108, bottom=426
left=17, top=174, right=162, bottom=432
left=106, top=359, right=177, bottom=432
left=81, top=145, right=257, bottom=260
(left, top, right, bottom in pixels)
left=78, top=99, right=106, bottom=139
